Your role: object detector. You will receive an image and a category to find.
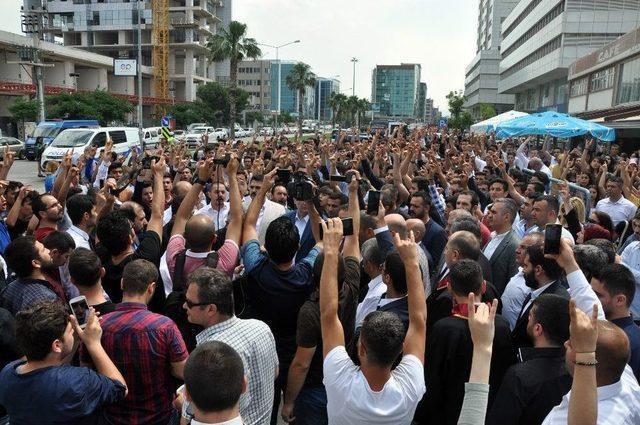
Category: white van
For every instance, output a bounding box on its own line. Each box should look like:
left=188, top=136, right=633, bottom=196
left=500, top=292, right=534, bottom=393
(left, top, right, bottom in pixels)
left=41, top=127, right=141, bottom=168
left=143, top=127, right=161, bottom=147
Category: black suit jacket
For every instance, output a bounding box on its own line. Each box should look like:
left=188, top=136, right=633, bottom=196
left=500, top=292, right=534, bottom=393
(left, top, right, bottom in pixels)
left=486, top=230, right=520, bottom=296
left=377, top=296, right=409, bottom=331
left=511, top=281, right=569, bottom=349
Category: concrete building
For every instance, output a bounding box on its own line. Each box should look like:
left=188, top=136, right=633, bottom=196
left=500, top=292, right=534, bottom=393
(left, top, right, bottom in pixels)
left=425, top=98, right=435, bottom=124
left=464, top=0, right=518, bottom=119
left=498, top=0, right=640, bottom=114
left=315, top=77, right=340, bottom=121
left=0, top=29, right=154, bottom=135
left=371, top=63, right=423, bottom=119
left=567, top=27, right=640, bottom=147
left=270, top=60, right=315, bottom=119
left=417, top=82, right=427, bottom=121
left=40, top=0, right=232, bottom=103
left=237, top=59, right=272, bottom=113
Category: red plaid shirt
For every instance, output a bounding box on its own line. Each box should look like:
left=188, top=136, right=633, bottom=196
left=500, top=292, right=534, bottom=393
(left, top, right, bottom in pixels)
left=80, top=302, right=188, bottom=425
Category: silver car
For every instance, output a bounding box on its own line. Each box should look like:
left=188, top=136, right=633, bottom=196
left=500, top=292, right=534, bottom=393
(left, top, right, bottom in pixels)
left=0, top=137, right=25, bottom=159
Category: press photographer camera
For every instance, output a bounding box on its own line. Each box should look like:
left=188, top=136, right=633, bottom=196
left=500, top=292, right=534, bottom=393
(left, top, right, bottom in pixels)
left=287, top=171, right=314, bottom=201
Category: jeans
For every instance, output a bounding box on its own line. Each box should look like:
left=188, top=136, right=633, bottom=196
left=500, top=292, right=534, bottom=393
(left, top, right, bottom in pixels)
left=293, top=387, right=328, bottom=425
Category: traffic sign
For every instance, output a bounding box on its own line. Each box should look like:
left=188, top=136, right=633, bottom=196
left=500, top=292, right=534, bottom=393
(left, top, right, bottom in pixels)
left=161, top=116, right=169, bottom=127
left=439, top=119, right=447, bottom=129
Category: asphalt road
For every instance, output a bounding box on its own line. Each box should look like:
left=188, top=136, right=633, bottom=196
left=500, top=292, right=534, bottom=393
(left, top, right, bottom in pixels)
left=6, top=159, right=46, bottom=192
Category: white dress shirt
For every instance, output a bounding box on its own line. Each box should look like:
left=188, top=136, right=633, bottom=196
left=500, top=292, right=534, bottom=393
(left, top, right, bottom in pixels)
left=66, top=224, right=91, bottom=250
left=596, top=196, right=638, bottom=226
left=542, top=365, right=640, bottom=425
left=621, top=241, right=640, bottom=317
left=355, top=275, right=386, bottom=330
left=294, top=212, right=310, bottom=241
left=483, top=230, right=509, bottom=260
left=191, top=417, right=243, bottom=425
left=196, top=202, right=230, bottom=230
left=501, top=268, right=529, bottom=330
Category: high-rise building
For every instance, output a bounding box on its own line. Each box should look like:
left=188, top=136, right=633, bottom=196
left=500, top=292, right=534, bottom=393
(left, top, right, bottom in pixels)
left=39, top=0, right=232, bottom=107
left=464, top=0, right=518, bottom=119
left=371, top=63, right=423, bottom=119
left=425, top=98, right=435, bottom=124
left=237, top=59, right=272, bottom=113
left=417, top=82, right=427, bottom=121
left=270, top=60, right=315, bottom=118
left=498, top=0, right=640, bottom=113
left=315, top=77, right=340, bottom=121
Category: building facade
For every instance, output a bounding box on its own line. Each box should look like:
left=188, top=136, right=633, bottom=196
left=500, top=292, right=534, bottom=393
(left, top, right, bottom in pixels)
left=371, top=63, right=423, bottom=119
left=269, top=60, right=315, bottom=118
left=498, top=0, right=640, bottom=114
left=567, top=27, right=640, bottom=147
left=315, top=77, right=340, bottom=121
left=237, top=59, right=271, bottom=113
left=417, top=82, right=427, bottom=121
left=40, top=0, right=232, bottom=103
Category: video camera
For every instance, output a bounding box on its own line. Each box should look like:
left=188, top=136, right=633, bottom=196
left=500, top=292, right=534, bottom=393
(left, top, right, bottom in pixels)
left=287, top=171, right=314, bottom=201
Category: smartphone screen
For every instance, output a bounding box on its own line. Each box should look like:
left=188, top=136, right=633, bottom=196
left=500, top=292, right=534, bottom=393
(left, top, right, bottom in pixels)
left=544, top=224, right=562, bottom=255
left=329, top=175, right=347, bottom=182
left=318, top=217, right=354, bottom=239
left=276, top=169, right=292, bottom=183
left=367, top=190, right=381, bottom=214
left=69, top=296, right=90, bottom=329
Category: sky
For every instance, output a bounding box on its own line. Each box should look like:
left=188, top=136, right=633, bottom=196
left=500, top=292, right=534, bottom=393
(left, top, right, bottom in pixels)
left=1, top=0, right=478, bottom=112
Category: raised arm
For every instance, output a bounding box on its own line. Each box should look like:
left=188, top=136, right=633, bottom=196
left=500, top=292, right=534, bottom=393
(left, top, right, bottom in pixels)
left=224, top=154, right=243, bottom=246
left=146, top=155, right=167, bottom=239
left=320, top=218, right=345, bottom=357
left=6, top=185, right=30, bottom=229
left=344, top=172, right=361, bottom=260
left=242, top=168, right=275, bottom=245
left=394, top=231, right=427, bottom=362
left=171, top=159, right=211, bottom=237
left=0, top=148, right=15, bottom=181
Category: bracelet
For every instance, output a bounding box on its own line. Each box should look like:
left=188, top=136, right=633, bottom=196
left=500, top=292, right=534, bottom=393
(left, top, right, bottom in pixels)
left=573, top=359, right=598, bottom=366
left=575, top=351, right=596, bottom=354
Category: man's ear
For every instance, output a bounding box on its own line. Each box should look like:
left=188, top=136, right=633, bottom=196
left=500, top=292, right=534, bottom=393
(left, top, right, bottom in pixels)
left=241, top=375, right=248, bottom=395
left=100, top=267, right=106, bottom=279
left=148, top=281, right=156, bottom=296
left=120, top=278, right=124, bottom=291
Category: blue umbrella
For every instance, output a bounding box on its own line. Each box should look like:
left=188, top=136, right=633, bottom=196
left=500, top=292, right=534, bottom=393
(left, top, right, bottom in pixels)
left=495, top=111, right=615, bottom=141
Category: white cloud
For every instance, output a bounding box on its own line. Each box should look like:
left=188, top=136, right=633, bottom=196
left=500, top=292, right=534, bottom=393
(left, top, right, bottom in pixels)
left=1, top=0, right=478, bottom=111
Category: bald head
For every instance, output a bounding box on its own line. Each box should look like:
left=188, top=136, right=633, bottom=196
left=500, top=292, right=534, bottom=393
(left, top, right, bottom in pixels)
left=384, top=214, right=407, bottom=239
left=595, top=320, right=630, bottom=385
left=173, top=181, right=192, bottom=198
left=407, top=219, right=426, bottom=242
left=184, top=214, right=216, bottom=252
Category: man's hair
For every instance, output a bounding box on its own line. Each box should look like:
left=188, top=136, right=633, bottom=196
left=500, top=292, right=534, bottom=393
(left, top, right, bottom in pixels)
left=68, top=248, right=102, bottom=288
left=31, top=193, right=53, bottom=219
left=361, top=238, right=384, bottom=266
left=489, top=178, right=508, bottom=192
left=184, top=341, right=244, bottom=413
left=449, top=259, right=483, bottom=296
left=264, top=216, right=299, bottom=264
left=584, top=238, right=616, bottom=264
left=593, top=263, right=636, bottom=308
left=526, top=244, right=563, bottom=280
left=360, top=311, right=405, bottom=367
left=118, top=202, right=138, bottom=223
left=448, top=231, right=480, bottom=261
left=97, top=211, right=132, bottom=255
left=108, top=161, right=123, bottom=173
left=360, top=212, right=377, bottom=232
left=494, top=198, right=518, bottom=224
left=327, top=191, right=345, bottom=203
left=188, top=268, right=234, bottom=316
left=606, top=175, right=623, bottom=186
left=528, top=181, right=545, bottom=193
left=16, top=300, right=69, bottom=361
left=122, top=259, right=158, bottom=295
left=456, top=190, right=479, bottom=208
left=534, top=195, right=560, bottom=215
left=384, top=252, right=407, bottom=294
left=313, top=251, right=346, bottom=290
left=5, top=236, right=39, bottom=278
left=411, top=191, right=431, bottom=207
left=450, top=217, right=481, bottom=242
left=66, top=194, right=95, bottom=226
left=531, top=294, right=570, bottom=346
left=43, top=231, right=76, bottom=253
left=572, top=245, right=608, bottom=282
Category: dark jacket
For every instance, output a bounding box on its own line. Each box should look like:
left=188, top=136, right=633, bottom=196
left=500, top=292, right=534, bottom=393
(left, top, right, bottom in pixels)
left=284, top=210, right=316, bottom=263
left=486, top=230, right=520, bottom=296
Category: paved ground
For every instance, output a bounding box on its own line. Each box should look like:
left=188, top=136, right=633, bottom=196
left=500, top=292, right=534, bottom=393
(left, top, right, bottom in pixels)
left=6, top=159, right=45, bottom=192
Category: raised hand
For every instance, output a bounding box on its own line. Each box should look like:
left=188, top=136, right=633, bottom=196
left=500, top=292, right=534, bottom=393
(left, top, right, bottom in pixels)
left=468, top=293, right=498, bottom=351
left=569, top=299, right=598, bottom=353
left=393, top=229, right=417, bottom=263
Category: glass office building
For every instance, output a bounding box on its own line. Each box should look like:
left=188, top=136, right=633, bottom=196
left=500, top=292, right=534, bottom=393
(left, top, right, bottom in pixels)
left=270, top=61, right=298, bottom=115
left=316, top=78, right=340, bottom=121
left=371, top=64, right=422, bottom=119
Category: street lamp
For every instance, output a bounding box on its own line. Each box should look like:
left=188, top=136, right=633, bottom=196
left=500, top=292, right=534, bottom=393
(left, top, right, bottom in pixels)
left=257, top=39, right=300, bottom=131
left=350, top=57, right=358, bottom=96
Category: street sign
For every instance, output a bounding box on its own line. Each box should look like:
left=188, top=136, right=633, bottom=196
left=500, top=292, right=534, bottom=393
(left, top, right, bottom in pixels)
left=161, top=116, right=169, bottom=127
left=113, top=59, right=137, bottom=76
left=160, top=126, right=173, bottom=143
left=439, top=119, right=447, bottom=129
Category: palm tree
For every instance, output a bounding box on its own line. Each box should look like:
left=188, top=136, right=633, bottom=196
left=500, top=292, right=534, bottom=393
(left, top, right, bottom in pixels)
left=346, top=95, right=360, bottom=128
left=328, top=92, right=347, bottom=129
left=356, top=98, right=371, bottom=128
left=285, top=62, right=316, bottom=135
left=206, top=21, right=261, bottom=139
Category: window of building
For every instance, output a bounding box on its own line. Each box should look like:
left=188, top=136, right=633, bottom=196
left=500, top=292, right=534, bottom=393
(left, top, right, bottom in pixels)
left=570, top=77, right=588, bottom=97
left=616, top=56, right=640, bottom=105
left=590, top=67, right=615, bottom=92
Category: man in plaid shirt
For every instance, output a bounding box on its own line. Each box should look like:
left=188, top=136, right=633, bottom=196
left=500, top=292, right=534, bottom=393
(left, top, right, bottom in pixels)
left=80, top=259, right=188, bottom=425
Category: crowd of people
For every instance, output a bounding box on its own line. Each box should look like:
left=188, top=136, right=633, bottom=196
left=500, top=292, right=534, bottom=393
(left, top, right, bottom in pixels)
left=0, top=125, right=639, bottom=425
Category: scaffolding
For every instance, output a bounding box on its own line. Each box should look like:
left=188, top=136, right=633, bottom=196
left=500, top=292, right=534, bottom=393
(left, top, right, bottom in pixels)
left=152, top=0, right=169, bottom=117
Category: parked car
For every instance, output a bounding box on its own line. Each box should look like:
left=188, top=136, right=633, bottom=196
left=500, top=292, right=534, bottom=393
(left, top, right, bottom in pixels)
left=142, top=127, right=161, bottom=147
left=0, top=137, right=25, bottom=159
left=259, top=127, right=274, bottom=136
left=25, top=119, right=100, bottom=160
left=41, top=127, right=140, bottom=169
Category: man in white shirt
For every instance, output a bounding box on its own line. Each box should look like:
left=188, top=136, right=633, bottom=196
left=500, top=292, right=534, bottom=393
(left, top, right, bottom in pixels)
left=65, top=194, right=97, bottom=250
left=621, top=240, right=640, bottom=317
left=542, top=320, right=640, bottom=424
left=531, top=194, right=575, bottom=244
left=355, top=238, right=386, bottom=330
left=196, top=182, right=229, bottom=231
left=320, top=218, right=426, bottom=425
left=595, top=176, right=637, bottom=226
left=181, top=340, right=246, bottom=425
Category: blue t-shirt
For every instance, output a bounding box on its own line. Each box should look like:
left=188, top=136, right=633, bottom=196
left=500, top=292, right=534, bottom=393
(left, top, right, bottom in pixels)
left=0, top=360, right=126, bottom=425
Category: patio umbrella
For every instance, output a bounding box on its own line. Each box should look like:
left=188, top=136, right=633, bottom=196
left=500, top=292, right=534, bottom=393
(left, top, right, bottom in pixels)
left=495, top=111, right=615, bottom=141
left=470, top=110, right=528, bottom=134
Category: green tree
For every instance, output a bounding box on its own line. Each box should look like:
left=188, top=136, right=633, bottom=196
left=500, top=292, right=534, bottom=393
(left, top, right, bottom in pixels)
left=244, top=111, right=264, bottom=125
left=479, top=103, right=497, bottom=120
left=446, top=90, right=473, bottom=130
left=206, top=21, right=261, bottom=139
left=45, top=91, right=132, bottom=125
left=196, top=82, right=249, bottom=126
left=9, top=98, right=39, bottom=138
left=169, top=102, right=209, bottom=128
left=285, top=62, right=316, bottom=134
left=328, top=92, right=347, bottom=129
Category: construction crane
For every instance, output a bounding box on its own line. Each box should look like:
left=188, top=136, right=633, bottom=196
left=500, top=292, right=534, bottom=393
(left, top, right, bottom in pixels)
left=152, top=0, right=169, bottom=117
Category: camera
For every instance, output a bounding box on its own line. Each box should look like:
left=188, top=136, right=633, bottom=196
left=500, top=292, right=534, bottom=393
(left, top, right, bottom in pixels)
left=213, top=154, right=230, bottom=166
left=141, top=155, right=160, bottom=169
left=287, top=172, right=314, bottom=201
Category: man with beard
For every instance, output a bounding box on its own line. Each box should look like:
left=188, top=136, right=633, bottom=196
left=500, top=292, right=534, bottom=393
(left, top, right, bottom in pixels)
left=0, top=300, right=127, bottom=423
left=271, top=183, right=289, bottom=207
left=32, top=193, right=66, bottom=242
left=196, top=182, right=229, bottom=231
left=0, top=236, right=60, bottom=315
left=408, top=191, right=447, bottom=266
